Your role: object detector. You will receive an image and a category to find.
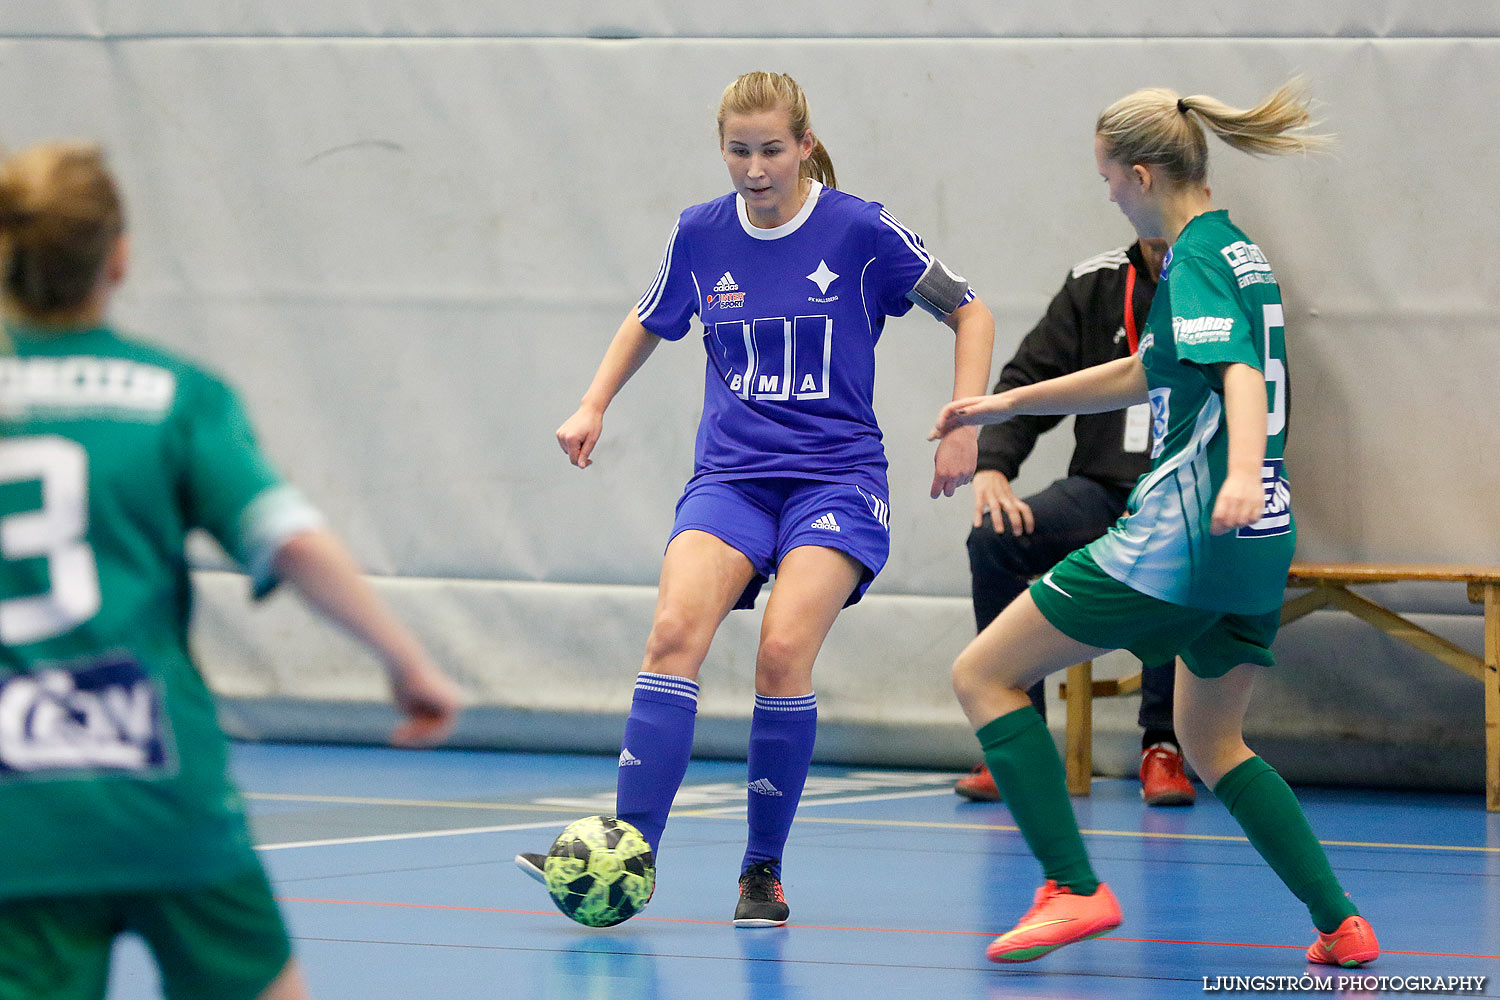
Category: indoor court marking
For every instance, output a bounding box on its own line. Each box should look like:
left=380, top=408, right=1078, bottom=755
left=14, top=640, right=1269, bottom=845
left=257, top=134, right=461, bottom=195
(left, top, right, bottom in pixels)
left=103, top=744, right=1500, bottom=999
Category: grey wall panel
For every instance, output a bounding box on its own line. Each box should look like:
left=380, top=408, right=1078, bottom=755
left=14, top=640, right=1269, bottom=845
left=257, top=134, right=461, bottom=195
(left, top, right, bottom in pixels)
left=3, top=36, right=1491, bottom=587
left=5, top=1, right=1497, bottom=40
left=193, top=570, right=1490, bottom=787
left=0, top=27, right=1493, bottom=777
left=191, top=571, right=979, bottom=728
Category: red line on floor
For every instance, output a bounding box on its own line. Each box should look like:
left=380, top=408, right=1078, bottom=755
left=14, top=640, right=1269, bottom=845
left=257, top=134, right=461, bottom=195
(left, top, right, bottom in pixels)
left=278, top=897, right=1499, bottom=960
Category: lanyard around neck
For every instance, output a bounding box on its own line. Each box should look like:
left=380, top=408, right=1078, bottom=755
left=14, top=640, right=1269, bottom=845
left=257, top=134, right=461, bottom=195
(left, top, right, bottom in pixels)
left=1123, top=263, right=1139, bottom=354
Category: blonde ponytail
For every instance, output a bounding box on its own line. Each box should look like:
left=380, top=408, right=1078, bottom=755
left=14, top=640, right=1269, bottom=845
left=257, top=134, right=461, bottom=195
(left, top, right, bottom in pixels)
left=1097, top=78, right=1331, bottom=184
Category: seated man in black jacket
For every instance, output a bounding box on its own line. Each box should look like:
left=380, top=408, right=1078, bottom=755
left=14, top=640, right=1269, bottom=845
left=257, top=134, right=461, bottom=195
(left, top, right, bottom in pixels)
left=956, top=239, right=1194, bottom=807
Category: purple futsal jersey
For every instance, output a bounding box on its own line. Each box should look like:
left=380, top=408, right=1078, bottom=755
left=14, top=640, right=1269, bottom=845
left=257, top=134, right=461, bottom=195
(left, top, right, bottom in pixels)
left=636, top=181, right=974, bottom=497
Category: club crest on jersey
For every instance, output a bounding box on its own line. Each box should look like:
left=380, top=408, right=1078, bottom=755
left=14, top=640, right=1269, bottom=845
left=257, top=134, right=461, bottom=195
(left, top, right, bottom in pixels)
left=0, top=654, right=173, bottom=779
left=806, top=259, right=839, bottom=300
left=1238, top=458, right=1292, bottom=538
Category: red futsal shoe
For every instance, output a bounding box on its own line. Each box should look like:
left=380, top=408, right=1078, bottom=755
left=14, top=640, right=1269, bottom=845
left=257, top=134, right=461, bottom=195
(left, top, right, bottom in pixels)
left=1307, top=915, right=1379, bottom=968
left=1139, top=742, right=1196, bottom=807
left=955, top=762, right=1000, bottom=802
left=985, top=880, right=1122, bottom=963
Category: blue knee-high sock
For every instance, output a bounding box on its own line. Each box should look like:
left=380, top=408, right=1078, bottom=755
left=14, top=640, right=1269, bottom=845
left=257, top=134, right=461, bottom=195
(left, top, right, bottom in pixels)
left=615, top=672, right=699, bottom=855
left=742, top=693, right=817, bottom=877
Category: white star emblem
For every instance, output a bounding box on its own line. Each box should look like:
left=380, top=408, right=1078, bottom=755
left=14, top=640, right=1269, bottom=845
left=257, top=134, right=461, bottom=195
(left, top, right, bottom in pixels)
left=806, top=259, right=839, bottom=295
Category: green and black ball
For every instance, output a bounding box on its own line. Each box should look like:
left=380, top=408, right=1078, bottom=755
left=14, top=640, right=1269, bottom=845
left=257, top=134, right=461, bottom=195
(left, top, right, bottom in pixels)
left=544, top=815, right=656, bottom=927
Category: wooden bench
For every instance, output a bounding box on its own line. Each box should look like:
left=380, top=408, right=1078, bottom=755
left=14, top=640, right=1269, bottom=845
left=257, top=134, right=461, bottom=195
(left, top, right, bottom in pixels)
left=1059, top=562, right=1500, bottom=810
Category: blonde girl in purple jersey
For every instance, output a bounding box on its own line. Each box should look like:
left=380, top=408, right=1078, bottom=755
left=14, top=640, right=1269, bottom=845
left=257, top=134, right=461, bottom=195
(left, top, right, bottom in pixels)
left=526, top=71, right=994, bottom=926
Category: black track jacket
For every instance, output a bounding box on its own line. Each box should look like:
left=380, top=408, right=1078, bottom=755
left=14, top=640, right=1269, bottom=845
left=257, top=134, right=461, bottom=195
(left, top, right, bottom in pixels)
left=976, top=242, right=1158, bottom=489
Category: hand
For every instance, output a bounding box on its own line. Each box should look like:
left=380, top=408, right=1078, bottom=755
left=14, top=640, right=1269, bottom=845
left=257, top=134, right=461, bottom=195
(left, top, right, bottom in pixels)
left=928, top=392, right=1015, bottom=440
left=1210, top=472, right=1265, bottom=536
left=386, top=656, right=464, bottom=747
left=971, top=469, right=1034, bottom=534
left=556, top=405, right=605, bottom=469
left=930, top=426, right=977, bottom=499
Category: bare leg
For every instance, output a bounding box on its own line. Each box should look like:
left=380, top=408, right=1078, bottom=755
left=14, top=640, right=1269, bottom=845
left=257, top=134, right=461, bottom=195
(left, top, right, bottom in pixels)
left=1171, top=659, right=1257, bottom=787
left=951, top=590, right=1108, bottom=728
left=642, top=529, right=758, bottom=680
left=256, top=960, right=312, bottom=1000
left=754, top=545, right=863, bottom=695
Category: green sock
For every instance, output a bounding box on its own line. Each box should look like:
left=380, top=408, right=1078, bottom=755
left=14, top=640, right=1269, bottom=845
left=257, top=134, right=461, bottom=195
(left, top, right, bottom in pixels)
left=977, top=706, right=1099, bottom=895
left=1213, top=756, right=1357, bottom=933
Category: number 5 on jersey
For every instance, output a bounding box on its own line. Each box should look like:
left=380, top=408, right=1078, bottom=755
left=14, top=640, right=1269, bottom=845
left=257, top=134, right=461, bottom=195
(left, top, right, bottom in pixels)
left=1263, top=303, right=1286, bottom=437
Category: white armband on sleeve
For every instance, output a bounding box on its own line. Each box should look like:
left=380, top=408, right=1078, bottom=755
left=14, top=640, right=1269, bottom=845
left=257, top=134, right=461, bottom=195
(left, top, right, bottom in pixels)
left=241, top=484, right=326, bottom=598
left=906, top=258, right=972, bottom=319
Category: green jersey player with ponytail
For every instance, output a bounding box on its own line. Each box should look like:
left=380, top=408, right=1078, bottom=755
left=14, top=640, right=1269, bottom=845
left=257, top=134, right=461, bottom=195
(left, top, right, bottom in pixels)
left=930, top=81, right=1378, bottom=970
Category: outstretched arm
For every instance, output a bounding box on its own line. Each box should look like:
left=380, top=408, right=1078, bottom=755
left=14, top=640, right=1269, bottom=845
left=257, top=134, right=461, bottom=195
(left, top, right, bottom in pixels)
left=930, top=297, right=995, bottom=498
left=555, top=308, right=662, bottom=469
left=273, top=528, right=463, bottom=746
left=929, top=354, right=1147, bottom=439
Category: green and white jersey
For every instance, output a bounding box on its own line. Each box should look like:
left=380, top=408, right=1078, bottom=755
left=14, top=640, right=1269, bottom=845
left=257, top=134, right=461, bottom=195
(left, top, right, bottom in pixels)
left=0, top=324, right=322, bottom=899
left=1086, top=211, right=1294, bottom=614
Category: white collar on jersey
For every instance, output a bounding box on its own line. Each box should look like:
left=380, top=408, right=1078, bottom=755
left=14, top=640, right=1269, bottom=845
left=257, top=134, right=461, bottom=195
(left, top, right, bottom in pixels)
left=736, top=180, right=824, bottom=240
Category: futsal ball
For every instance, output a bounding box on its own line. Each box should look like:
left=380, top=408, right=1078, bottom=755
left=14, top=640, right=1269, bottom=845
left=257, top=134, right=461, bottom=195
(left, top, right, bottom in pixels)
left=544, top=815, right=656, bottom=927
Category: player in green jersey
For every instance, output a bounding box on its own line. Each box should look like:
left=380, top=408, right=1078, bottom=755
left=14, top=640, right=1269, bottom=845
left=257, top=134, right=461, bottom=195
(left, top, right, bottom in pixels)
left=0, top=143, right=463, bottom=999
left=929, top=81, right=1379, bottom=969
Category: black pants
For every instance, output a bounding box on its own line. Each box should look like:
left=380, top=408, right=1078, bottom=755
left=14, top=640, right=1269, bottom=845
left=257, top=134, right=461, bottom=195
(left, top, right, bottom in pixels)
left=966, top=475, right=1174, bottom=731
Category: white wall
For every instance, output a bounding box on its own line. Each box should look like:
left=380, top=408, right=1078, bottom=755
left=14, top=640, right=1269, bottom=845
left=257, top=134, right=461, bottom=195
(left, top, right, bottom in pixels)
left=3, top=5, right=1494, bottom=782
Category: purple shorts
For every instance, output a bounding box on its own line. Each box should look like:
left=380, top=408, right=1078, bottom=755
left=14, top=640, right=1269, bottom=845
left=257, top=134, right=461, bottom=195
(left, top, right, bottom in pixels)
left=670, top=477, right=891, bottom=610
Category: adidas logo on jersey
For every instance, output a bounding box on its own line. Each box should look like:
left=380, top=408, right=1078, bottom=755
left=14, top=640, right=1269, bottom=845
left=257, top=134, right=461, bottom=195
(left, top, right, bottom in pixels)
left=713, top=272, right=739, bottom=292
left=748, top=778, right=784, bottom=797
left=809, top=512, right=840, bottom=532
left=619, top=748, right=642, bottom=767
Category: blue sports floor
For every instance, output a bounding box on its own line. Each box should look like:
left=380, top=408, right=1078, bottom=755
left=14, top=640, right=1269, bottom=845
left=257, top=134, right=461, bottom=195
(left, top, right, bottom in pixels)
left=107, top=744, right=1499, bottom=999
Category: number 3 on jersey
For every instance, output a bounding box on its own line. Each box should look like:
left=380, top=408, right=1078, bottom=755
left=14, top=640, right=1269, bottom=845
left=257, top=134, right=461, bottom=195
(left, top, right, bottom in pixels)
left=0, top=436, right=102, bottom=645
left=715, top=316, right=832, bottom=401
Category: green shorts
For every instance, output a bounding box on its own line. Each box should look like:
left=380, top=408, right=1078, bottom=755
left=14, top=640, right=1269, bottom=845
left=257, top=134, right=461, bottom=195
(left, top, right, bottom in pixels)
left=0, top=864, right=291, bottom=1000
left=1030, top=549, right=1281, bottom=678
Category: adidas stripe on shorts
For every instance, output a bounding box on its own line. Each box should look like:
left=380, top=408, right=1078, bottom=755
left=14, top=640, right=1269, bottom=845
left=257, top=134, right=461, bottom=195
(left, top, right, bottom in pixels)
left=670, top=477, right=890, bottom=610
